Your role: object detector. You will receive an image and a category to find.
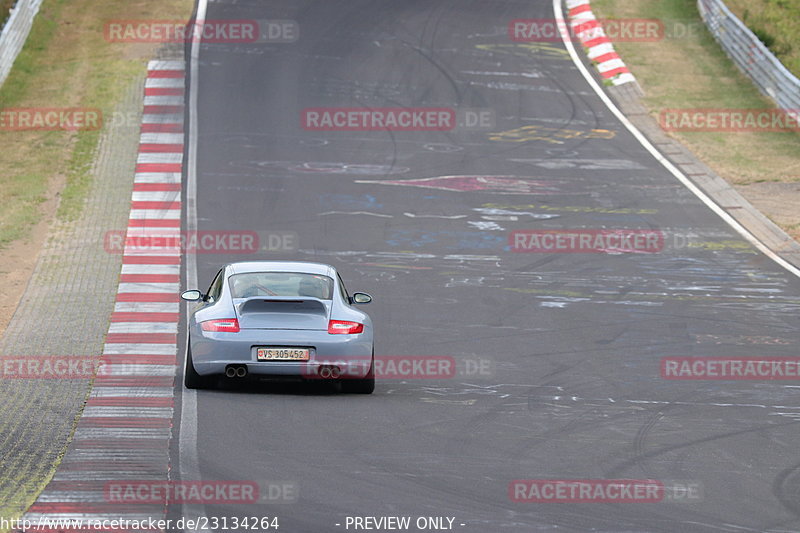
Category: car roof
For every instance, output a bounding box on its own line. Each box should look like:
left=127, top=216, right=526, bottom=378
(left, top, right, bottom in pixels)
left=227, top=261, right=334, bottom=277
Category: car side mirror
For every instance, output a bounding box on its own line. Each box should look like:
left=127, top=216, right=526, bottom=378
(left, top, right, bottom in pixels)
left=181, top=290, right=203, bottom=302
left=351, top=292, right=372, bottom=304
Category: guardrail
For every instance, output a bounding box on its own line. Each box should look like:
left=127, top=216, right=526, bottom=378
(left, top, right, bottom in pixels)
left=697, top=0, right=800, bottom=114
left=0, top=0, right=44, bottom=89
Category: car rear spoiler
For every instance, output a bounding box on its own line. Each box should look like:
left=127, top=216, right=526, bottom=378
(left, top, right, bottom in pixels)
left=236, top=297, right=328, bottom=316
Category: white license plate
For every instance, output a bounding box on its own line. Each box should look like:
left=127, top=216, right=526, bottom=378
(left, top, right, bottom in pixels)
left=256, top=347, right=310, bottom=361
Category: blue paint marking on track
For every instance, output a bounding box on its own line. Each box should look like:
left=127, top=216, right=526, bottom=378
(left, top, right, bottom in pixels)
left=386, top=230, right=506, bottom=250
left=320, top=194, right=384, bottom=210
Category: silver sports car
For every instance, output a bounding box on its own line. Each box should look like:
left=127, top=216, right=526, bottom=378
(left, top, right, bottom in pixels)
left=181, top=261, right=374, bottom=393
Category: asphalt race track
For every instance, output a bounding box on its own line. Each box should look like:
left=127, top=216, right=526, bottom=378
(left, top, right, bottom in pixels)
left=175, top=0, right=800, bottom=531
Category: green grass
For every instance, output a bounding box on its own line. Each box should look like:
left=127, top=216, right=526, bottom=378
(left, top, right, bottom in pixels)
left=591, top=0, right=800, bottom=187
left=0, top=0, right=64, bottom=247
left=726, top=0, right=800, bottom=78
left=0, top=0, right=191, bottom=522
left=0, top=0, right=15, bottom=27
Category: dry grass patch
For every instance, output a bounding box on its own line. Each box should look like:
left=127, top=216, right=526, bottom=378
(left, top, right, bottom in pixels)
left=0, top=0, right=191, bottom=246
left=724, top=0, right=800, bottom=78
left=591, top=0, right=800, bottom=237
left=0, top=0, right=190, bottom=520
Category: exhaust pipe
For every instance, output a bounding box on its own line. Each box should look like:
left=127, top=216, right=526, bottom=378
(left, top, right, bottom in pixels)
left=225, top=365, right=248, bottom=378
left=318, top=365, right=341, bottom=379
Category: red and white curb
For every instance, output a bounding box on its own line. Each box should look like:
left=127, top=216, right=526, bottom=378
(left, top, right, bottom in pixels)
left=566, top=0, right=636, bottom=86
left=23, top=60, right=184, bottom=529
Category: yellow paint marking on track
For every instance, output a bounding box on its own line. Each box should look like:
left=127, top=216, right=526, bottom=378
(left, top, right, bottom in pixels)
left=488, top=125, right=616, bottom=144
left=420, top=398, right=478, bottom=406
left=476, top=43, right=570, bottom=60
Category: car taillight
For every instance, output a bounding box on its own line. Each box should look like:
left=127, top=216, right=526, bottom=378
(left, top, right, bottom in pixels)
left=201, top=319, right=240, bottom=333
left=328, top=320, right=364, bottom=334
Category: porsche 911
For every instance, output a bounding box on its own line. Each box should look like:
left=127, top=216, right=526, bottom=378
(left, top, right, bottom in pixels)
left=181, top=261, right=374, bottom=393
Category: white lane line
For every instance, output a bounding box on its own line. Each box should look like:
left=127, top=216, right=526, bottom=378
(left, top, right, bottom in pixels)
left=146, top=77, right=185, bottom=88
left=98, top=364, right=176, bottom=376
left=144, top=95, right=186, bottom=106
left=82, top=407, right=174, bottom=418
left=149, top=60, right=185, bottom=71
left=140, top=133, right=185, bottom=144
left=129, top=209, right=181, bottom=219
left=596, top=58, right=627, bottom=73
left=68, top=428, right=172, bottom=440
left=91, top=387, right=174, bottom=398
left=181, top=1, right=208, bottom=531
left=108, top=322, right=179, bottom=334
left=142, top=113, right=184, bottom=124
left=132, top=190, right=182, bottom=202
left=134, top=173, right=182, bottom=184
left=117, top=282, right=180, bottom=293
left=120, top=265, right=181, bottom=276
left=124, top=227, right=181, bottom=236
left=103, top=344, right=177, bottom=355
left=114, top=301, right=180, bottom=313
left=553, top=0, right=800, bottom=279
left=137, top=152, right=183, bottom=164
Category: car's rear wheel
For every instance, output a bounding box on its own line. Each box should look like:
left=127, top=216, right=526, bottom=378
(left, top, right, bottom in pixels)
left=342, top=351, right=375, bottom=394
left=184, top=339, right=213, bottom=389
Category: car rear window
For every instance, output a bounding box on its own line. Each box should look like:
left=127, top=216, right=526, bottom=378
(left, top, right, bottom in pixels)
left=229, top=272, right=334, bottom=300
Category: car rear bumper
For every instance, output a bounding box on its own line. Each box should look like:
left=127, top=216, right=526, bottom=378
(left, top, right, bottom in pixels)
left=190, top=328, right=373, bottom=379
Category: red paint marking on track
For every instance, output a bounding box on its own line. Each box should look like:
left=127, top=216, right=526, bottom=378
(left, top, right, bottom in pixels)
left=78, top=417, right=172, bottom=428
left=121, top=255, right=181, bottom=265
left=118, top=275, right=180, bottom=284
left=102, top=354, right=177, bottom=365
left=135, top=163, right=182, bottom=173
left=105, top=332, right=177, bottom=344
left=139, top=143, right=184, bottom=153
left=131, top=200, right=181, bottom=210
left=127, top=219, right=181, bottom=228
left=601, top=66, right=630, bottom=78
left=143, top=105, right=184, bottom=114
left=133, top=182, right=182, bottom=191
left=88, top=397, right=174, bottom=407
left=93, top=376, right=174, bottom=387
left=147, top=69, right=184, bottom=78
left=145, top=87, right=184, bottom=96
left=141, top=122, right=183, bottom=133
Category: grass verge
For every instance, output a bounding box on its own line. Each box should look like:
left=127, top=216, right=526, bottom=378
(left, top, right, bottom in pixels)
left=591, top=0, right=800, bottom=241
left=724, top=0, right=800, bottom=79
left=0, top=0, right=15, bottom=27
left=0, top=0, right=189, bottom=245
left=0, top=0, right=190, bottom=522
